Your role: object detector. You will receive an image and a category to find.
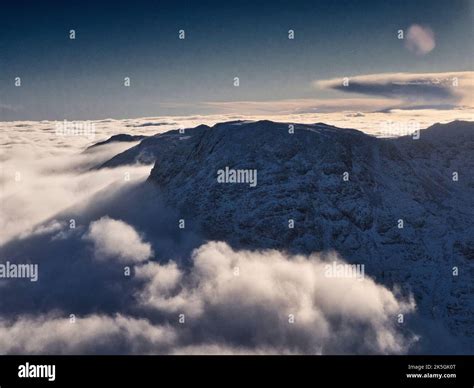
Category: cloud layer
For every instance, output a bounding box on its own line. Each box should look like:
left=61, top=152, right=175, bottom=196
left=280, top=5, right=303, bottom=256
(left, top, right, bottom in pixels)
left=0, top=121, right=156, bottom=244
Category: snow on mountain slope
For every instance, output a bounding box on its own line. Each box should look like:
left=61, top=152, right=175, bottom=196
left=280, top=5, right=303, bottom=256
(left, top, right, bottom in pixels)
left=97, top=125, right=211, bottom=169
left=96, top=119, right=472, bottom=351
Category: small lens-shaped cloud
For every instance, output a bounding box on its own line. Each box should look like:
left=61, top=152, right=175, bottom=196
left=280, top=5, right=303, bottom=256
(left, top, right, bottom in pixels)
left=405, top=24, right=435, bottom=55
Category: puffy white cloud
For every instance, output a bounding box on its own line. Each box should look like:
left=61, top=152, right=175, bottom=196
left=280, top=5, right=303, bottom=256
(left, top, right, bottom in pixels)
left=170, top=344, right=298, bottom=355
left=84, top=217, right=153, bottom=263
left=0, top=314, right=176, bottom=354
left=405, top=24, right=435, bottom=55
left=135, top=242, right=417, bottom=354
left=0, top=242, right=417, bottom=355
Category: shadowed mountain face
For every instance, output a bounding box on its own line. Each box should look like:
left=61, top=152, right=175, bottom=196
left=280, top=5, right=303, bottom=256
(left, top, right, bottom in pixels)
left=86, top=134, right=148, bottom=150
left=99, top=120, right=474, bottom=347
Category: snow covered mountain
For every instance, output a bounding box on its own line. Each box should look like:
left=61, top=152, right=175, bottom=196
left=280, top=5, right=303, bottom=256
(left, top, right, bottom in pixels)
left=95, top=119, right=474, bottom=350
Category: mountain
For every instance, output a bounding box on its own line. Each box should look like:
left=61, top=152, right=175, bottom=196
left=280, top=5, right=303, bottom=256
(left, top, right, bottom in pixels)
left=95, top=119, right=474, bottom=351
left=86, top=134, right=148, bottom=150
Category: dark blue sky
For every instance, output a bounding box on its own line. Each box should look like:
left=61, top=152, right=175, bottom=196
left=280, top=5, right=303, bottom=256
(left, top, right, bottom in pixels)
left=1, top=0, right=472, bottom=120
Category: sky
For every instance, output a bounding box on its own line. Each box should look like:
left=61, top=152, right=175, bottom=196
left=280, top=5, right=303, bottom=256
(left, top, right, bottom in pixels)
left=0, top=0, right=473, bottom=120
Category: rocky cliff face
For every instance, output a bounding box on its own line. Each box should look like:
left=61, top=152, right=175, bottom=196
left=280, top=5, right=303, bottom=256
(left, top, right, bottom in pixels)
left=99, top=120, right=474, bottom=350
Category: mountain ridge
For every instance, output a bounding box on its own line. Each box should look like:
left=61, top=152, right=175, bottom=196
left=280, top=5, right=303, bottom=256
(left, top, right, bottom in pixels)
left=134, top=119, right=473, bottom=351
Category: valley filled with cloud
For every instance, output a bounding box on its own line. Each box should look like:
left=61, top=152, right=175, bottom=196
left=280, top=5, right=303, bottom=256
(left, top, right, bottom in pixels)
left=1, top=112, right=472, bottom=354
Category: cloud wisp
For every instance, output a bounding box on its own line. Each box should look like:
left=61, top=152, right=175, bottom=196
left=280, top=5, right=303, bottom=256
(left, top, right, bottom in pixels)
left=405, top=24, right=436, bottom=55
left=315, top=71, right=474, bottom=109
